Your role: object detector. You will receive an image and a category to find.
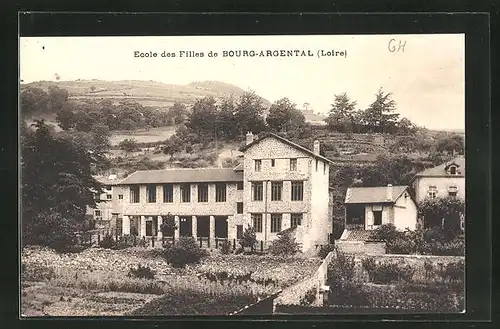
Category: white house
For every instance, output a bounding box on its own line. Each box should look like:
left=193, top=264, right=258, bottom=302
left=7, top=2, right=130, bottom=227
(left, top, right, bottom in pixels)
left=340, top=184, right=418, bottom=241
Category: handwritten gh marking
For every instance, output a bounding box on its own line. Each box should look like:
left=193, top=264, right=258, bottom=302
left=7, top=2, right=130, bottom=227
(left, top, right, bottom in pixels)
left=388, top=39, right=406, bottom=53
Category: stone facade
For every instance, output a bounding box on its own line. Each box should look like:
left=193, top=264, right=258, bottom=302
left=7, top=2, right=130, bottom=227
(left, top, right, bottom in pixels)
left=107, top=133, right=333, bottom=252
left=412, top=176, right=465, bottom=203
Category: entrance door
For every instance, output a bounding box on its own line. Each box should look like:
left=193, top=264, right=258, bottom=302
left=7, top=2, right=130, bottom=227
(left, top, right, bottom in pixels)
left=215, top=216, right=228, bottom=238
left=179, top=216, right=192, bottom=237
left=146, top=220, right=153, bottom=237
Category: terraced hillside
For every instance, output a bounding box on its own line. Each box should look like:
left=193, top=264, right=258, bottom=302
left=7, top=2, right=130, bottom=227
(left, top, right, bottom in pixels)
left=22, top=80, right=271, bottom=108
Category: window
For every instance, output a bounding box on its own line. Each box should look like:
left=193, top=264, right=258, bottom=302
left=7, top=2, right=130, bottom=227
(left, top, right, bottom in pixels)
left=271, top=182, right=282, bottom=201
left=237, top=182, right=244, bottom=190
left=290, top=158, right=297, bottom=171
left=373, top=211, right=382, bottom=226
left=271, top=159, right=275, bottom=167
left=198, top=183, right=209, bottom=202
left=216, top=183, right=227, bottom=202
left=146, top=184, right=156, bottom=203
left=449, top=166, right=457, bottom=175
left=255, top=159, right=261, bottom=172
left=163, top=184, right=173, bottom=203
left=428, top=186, right=437, bottom=199
left=106, top=194, right=112, bottom=200
left=181, top=184, right=191, bottom=203
left=323, top=163, right=326, bottom=175
left=118, top=194, right=123, bottom=200
left=252, top=213, right=263, bottom=232
left=448, top=185, right=458, bottom=197
left=95, top=210, right=101, bottom=216
left=291, top=213, right=303, bottom=227
left=315, top=159, right=318, bottom=172
left=130, top=186, right=140, bottom=203
left=271, top=214, right=282, bottom=233
left=236, top=225, right=243, bottom=239
left=291, top=181, right=304, bottom=201
left=237, top=202, right=243, bottom=214
left=252, top=182, right=263, bottom=201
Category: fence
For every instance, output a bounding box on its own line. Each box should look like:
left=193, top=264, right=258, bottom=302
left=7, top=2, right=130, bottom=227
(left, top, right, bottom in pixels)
left=273, top=251, right=335, bottom=310
left=77, top=230, right=271, bottom=252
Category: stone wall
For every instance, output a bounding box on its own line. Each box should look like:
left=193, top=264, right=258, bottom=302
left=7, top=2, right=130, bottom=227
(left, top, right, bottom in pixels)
left=273, top=251, right=335, bottom=309
left=335, top=241, right=387, bottom=255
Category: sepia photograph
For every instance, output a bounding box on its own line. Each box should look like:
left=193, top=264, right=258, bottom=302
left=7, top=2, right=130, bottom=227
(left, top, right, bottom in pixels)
left=20, top=34, right=466, bottom=316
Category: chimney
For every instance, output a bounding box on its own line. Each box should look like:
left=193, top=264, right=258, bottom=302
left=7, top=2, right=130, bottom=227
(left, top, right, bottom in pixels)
left=386, top=184, right=393, bottom=201
left=246, top=132, right=254, bottom=145
left=313, top=140, right=320, bottom=155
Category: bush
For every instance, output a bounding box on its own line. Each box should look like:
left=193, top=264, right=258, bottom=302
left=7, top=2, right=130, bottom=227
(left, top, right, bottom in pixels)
left=441, top=261, right=465, bottom=282
left=22, top=211, right=80, bottom=253
left=99, top=234, right=116, bottom=249
left=127, top=264, right=156, bottom=280
left=240, top=226, right=257, bottom=251
left=318, top=244, right=336, bottom=259
left=269, top=234, right=301, bottom=256
left=327, top=249, right=356, bottom=286
left=113, top=234, right=136, bottom=250
left=137, top=236, right=147, bottom=248
left=328, top=282, right=369, bottom=307
left=163, top=237, right=209, bottom=268
left=372, top=224, right=401, bottom=243
left=21, top=263, right=56, bottom=282
left=220, top=240, right=232, bottom=255
left=300, top=288, right=317, bottom=306
left=387, top=237, right=416, bottom=254
left=368, top=261, right=416, bottom=284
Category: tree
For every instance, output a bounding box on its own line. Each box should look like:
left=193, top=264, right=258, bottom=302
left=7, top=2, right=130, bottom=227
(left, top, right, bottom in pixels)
left=56, top=109, right=76, bottom=130
left=269, top=233, right=301, bottom=256
left=363, top=87, right=400, bottom=133
left=325, top=93, right=357, bottom=133
left=240, top=226, right=257, bottom=251
left=234, top=91, right=267, bottom=135
left=266, top=97, right=306, bottom=133
left=119, top=138, right=138, bottom=152
left=162, top=135, right=182, bottom=159
left=389, top=135, right=419, bottom=153
left=216, top=96, right=239, bottom=140
left=20, top=87, right=49, bottom=117
left=160, top=213, right=178, bottom=237
left=418, top=197, right=465, bottom=239
left=47, top=85, right=69, bottom=113
left=73, top=111, right=95, bottom=132
left=21, top=120, right=102, bottom=250
left=186, top=97, right=218, bottom=138
left=168, top=102, right=188, bottom=125
left=435, top=134, right=464, bottom=155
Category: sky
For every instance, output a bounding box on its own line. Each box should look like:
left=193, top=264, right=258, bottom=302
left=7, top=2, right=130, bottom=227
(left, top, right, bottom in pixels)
left=20, top=34, right=465, bottom=130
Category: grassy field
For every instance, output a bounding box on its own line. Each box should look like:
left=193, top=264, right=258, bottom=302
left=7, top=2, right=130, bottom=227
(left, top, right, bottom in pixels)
left=21, top=246, right=321, bottom=316
left=109, top=126, right=177, bottom=146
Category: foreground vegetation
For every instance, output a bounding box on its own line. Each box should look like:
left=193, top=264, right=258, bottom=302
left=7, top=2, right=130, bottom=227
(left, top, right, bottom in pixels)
left=21, top=245, right=320, bottom=316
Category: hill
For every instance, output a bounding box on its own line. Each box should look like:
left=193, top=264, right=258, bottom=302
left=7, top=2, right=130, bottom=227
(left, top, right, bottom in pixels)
left=22, top=79, right=271, bottom=109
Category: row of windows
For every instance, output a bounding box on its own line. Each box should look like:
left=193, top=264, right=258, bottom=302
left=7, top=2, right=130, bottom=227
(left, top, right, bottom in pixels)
left=254, top=158, right=327, bottom=174
left=427, top=185, right=459, bottom=199
left=251, top=213, right=303, bottom=233
left=251, top=181, right=304, bottom=201
left=254, top=158, right=297, bottom=171
left=130, top=183, right=228, bottom=203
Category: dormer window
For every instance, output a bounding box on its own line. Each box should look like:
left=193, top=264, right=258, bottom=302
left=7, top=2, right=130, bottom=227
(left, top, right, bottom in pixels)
left=449, top=165, right=457, bottom=175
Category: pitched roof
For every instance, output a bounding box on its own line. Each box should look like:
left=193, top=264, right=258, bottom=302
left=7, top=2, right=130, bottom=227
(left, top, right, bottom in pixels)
left=413, top=156, right=465, bottom=178
left=341, top=230, right=378, bottom=242
left=233, top=163, right=243, bottom=171
left=94, top=176, right=120, bottom=186
left=239, top=132, right=333, bottom=164
left=117, top=168, right=243, bottom=185
left=344, top=185, right=408, bottom=204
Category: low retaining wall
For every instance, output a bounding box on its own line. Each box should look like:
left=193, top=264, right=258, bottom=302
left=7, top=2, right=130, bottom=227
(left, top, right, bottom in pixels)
left=273, top=251, right=335, bottom=309
left=336, top=240, right=386, bottom=255
left=231, top=290, right=282, bottom=315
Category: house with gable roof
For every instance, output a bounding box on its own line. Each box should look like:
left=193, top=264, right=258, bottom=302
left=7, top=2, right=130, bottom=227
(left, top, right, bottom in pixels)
left=340, top=184, right=418, bottom=242
left=106, top=131, right=334, bottom=252
left=410, top=155, right=465, bottom=203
